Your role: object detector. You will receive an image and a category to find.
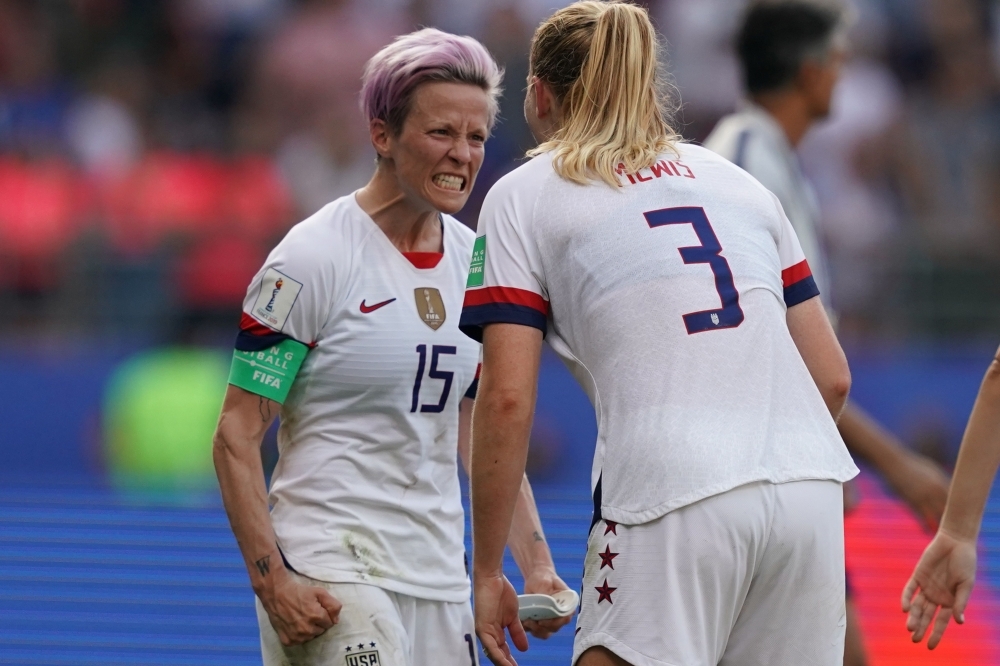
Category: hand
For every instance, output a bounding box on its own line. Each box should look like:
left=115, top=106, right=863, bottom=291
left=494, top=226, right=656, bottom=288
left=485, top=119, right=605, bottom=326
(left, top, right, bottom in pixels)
left=522, top=567, right=575, bottom=639
left=474, top=572, right=528, bottom=666
left=260, top=572, right=342, bottom=647
left=886, top=451, right=950, bottom=532
left=901, top=529, right=977, bottom=649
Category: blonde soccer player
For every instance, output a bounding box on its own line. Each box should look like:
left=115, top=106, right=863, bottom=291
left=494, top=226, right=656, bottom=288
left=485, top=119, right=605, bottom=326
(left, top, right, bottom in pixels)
left=902, top=343, right=1000, bottom=649
left=213, top=29, right=571, bottom=666
left=461, top=3, right=859, bottom=665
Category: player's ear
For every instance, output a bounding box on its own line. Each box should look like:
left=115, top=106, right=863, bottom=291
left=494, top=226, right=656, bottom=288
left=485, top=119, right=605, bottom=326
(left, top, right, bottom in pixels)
left=796, top=59, right=825, bottom=96
left=532, top=77, right=558, bottom=122
left=369, top=118, right=392, bottom=160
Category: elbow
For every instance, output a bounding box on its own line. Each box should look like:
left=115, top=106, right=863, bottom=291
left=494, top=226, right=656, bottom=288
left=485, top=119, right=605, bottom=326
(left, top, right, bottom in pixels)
left=827, top=366, right=852, bottom=419
left=211, top=431, right=228, bottom=473
left=482, top=386, right=533, bottom=425
left=981, top=356, right=1000, bottom=397
left=832, top=369, right=852, bottom=403
left=494, top=392, right=531, bottom=422
left=211, top=424, right=240, bottom=473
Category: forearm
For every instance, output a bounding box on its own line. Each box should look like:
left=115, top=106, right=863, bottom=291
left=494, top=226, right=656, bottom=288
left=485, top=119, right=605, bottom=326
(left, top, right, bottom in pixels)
left=470, top=389, right=534, bottom=577
left=940, top=361, right=1000, bottom=541
left=839, top=404, right=909, bottom=472
left=213, top=396, right=288, bottom=596
left=507, top=474, right=557, bottom=579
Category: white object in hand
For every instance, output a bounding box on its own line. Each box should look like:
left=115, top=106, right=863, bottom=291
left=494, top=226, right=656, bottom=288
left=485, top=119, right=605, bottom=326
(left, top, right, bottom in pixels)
left=517, top=590, right=580, bottom=621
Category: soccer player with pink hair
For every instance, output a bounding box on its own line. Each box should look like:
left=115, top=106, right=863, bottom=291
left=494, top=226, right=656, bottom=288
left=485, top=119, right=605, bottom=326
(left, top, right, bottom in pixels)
left=213, top=28, right=571, bottom=666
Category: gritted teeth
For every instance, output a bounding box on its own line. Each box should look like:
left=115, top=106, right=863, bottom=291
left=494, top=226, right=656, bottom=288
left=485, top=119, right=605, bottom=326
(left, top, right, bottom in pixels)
left=433, top=174, right=465, bottom=192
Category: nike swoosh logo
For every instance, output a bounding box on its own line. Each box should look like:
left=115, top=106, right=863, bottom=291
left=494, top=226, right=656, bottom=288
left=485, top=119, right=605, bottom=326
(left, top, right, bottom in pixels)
left=360, top=298, right=396, bottom=314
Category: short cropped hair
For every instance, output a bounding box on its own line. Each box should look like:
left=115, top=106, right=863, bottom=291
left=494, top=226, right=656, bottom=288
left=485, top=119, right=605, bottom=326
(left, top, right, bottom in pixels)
left=737, top=1, right=846, bottom=94
left=360, top=28, right=502, bottom=136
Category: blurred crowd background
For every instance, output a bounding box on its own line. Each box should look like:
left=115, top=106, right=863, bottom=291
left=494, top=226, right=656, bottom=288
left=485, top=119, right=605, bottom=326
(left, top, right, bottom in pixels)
left=3, top=2, right=1000, bottom=664
left=1, top=0, right=999, bottom=347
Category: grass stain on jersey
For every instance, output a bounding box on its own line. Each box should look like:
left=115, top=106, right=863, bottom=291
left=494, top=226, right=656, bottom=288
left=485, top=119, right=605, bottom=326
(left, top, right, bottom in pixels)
left=342, top=532, right=392, bottom=580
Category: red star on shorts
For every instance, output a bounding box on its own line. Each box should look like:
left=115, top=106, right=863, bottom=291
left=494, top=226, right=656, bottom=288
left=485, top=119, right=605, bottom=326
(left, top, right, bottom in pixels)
left=599, top=544, right=618, bottom=570
left=595, top=578, right=617, bottom=604
left=603, top=520, right=618, bottom=535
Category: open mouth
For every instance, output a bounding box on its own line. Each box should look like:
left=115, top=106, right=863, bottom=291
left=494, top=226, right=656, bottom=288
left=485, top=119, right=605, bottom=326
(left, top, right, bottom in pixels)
left=432, top=174, right=466, bottom=192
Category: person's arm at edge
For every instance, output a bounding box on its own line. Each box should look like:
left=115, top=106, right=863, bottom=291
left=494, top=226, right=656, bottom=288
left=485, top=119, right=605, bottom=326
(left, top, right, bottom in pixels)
left=470, top=323, right=545, bottom=666
left=839, top=404, right=949, bottom=531
left=458, top=396, right=571, bottom=640
left=902, top=343, right=1000, bottom=648
left=785, top=295, right=851, bottom=420
left=213, top=384, right=341, bottom=646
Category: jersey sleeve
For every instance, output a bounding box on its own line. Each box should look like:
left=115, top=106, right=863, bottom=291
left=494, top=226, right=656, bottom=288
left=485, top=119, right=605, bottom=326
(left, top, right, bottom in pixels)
left=771, top=192, right=820, bottom=307
left=464, top=361, right=482, bottom=400
left=230, top=226, right=337, bottom=403
left=459, top=181, right=549, bottom=342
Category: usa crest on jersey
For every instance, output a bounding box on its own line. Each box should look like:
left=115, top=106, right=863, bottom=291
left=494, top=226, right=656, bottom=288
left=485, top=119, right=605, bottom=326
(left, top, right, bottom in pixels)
left=346, top=648, right=380, bottom=666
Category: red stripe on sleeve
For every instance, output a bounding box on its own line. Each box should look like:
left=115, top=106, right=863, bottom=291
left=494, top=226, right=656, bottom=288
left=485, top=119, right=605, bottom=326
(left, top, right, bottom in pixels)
left=240, top=312, right=277, bottom=336
left=781, top=260, right=812, bottom=287
left=474, top=363, right=481, bottom=380
left=463, top=286, right=549, bottom=314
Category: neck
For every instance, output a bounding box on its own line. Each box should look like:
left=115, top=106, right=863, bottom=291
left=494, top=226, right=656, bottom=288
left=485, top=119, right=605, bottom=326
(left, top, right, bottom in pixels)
left=751, top=92, right=814, bottom=148
left=355, top=165, right=442, bottom=253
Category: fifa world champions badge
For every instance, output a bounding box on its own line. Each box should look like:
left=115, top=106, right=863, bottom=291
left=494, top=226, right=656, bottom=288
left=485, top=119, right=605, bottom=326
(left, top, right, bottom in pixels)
left=414, top=287, right=446, bottom=330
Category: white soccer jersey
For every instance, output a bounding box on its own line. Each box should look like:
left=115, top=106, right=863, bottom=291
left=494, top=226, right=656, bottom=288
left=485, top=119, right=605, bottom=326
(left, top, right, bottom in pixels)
left=461, top=145, right=858, bottom=525
left=703, top=102, right=831, bottom=301
left=237, top=193, right=480, bottom=602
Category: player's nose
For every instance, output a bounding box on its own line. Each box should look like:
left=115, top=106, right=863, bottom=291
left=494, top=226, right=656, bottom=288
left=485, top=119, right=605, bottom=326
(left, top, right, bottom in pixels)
left=448, top=137, right=472, bottom=164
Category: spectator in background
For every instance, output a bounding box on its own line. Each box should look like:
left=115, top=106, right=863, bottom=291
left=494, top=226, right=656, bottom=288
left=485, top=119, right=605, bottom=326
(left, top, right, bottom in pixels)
left=250, top=0, right=404, bottom=216
left=65, top=56, right=146, bottom=177
left=870, top=0, right=1000, bottom=337
left=703, top=3, right=951, bottom=664
left=655, top=0, right=743, bottom=141
left=797, top=0, right=905, bottom=336
left=0, top=1, right=73, bottom=156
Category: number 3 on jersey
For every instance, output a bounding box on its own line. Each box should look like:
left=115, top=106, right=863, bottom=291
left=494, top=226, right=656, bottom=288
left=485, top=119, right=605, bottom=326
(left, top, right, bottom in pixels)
left=411, top=344, right=455, bottom=413
left=643, top=206, right=744, bottom=334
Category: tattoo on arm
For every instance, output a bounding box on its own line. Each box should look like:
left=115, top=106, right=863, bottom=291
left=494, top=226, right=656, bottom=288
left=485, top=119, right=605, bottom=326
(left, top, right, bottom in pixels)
left=258, top=396, right=273, bottom=422
left=255, top=555, right=271, bottom=577
left=533, top=530, right=545, bottom=543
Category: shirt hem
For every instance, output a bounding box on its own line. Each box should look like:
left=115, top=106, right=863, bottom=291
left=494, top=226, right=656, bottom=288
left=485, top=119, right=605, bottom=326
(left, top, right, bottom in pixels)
left=281, top=550, right=471, bottom=603
left=573, top=632, right=681, bottom=666
left=600, top=466, right=859, bottom=525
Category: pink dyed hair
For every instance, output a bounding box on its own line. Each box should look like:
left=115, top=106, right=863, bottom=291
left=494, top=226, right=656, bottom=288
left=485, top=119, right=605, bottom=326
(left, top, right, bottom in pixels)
left=360, top=28, right=503, bottom=135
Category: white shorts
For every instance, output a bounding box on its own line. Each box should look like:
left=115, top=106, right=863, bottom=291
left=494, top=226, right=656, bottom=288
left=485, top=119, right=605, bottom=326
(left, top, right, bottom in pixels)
left=257, top=571, right=479, bottom=666
left=573, top=480, right=845, bottom=666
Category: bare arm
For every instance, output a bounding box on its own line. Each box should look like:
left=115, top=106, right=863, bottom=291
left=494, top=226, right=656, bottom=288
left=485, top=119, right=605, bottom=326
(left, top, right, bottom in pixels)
left=902, top=344, right=1000, bottom=649
left=470, top=324, right=545, bottom=666
left=458, top=396, right=571, bottom=640
left=839, top=404, right=949, bottom=530
left=213, top=384, right=340, bottom=646
left=786, top=296, right=851, bottom=421
left=939, top=347, right=1000, bottom=539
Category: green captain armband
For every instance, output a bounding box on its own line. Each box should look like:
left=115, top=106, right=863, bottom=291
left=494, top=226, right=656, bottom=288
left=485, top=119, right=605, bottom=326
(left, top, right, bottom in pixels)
left=229, top=339, right=309, bottom=404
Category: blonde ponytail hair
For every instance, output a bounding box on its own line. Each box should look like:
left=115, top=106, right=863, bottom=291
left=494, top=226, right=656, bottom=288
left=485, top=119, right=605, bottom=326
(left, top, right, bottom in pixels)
left=527, top=1, right=680, bottom=187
